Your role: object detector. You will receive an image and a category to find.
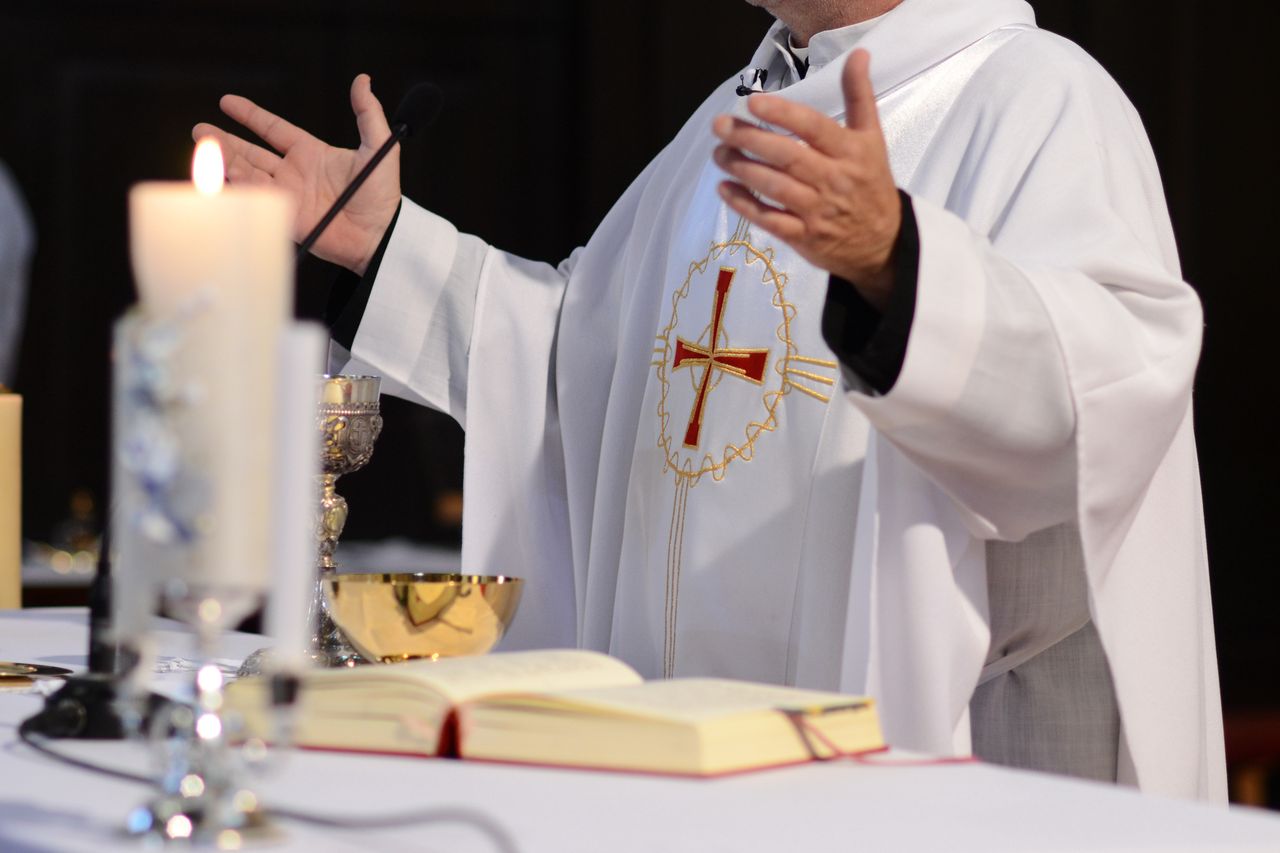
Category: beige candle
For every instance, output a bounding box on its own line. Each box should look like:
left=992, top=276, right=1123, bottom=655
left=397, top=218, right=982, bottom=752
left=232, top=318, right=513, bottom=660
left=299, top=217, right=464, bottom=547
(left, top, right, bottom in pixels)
left=0, top=388, right=19, bottom=608
left=127, top=140, right=294, bottom=594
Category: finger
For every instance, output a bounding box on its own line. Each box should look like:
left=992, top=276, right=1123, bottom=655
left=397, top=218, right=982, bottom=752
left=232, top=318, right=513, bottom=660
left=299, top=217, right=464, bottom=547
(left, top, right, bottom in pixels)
left=717, top=181, right=806, bottom=241
left=240, top=167, right=276, bottom=188
left=219, top=94, right=310, bottom=154
left=224, top=155, right=274, bottom=187
left=713, top=146, right=819, bottom=213
left=842, top=49, right=881, bottom=133
left=204, top=126, right=277, bottom=185
left=192, top=123, right=283, bottom=176
left=745, top=94, right=847, bottom=157
left=350, top=73, right=393, bottom=150
left=711, top=115, right=825, bottom=184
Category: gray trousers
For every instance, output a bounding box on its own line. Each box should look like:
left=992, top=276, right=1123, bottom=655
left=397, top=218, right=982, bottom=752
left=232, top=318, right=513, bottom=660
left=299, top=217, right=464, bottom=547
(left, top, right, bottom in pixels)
left=970, top=619, right=1120, bottom=782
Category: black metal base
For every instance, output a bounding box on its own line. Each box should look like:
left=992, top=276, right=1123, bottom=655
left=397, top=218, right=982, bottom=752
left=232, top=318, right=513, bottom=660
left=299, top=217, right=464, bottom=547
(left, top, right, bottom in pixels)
left=21, top=674, right=126, bottom=739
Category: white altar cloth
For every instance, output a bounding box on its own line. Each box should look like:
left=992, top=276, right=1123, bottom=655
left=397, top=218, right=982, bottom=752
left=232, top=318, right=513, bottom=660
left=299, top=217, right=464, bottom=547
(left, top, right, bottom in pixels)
left=2, top=608, right=1278, bottom=852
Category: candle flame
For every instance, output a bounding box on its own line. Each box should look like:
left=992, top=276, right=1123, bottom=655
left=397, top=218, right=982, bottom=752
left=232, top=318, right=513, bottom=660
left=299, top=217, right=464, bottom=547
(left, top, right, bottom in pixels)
left=192, top=138, right=225, bottom=196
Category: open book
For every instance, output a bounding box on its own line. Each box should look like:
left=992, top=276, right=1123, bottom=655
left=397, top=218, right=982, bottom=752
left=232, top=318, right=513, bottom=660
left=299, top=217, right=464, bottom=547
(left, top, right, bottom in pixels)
left=228, top=650, right=883, bottom=777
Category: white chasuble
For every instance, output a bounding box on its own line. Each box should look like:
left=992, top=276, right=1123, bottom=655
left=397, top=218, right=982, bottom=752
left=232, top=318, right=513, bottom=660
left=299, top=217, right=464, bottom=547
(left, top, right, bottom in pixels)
left=345, top=0, right=1225, bottom=801
left=619, top=179, right=852, bottom=684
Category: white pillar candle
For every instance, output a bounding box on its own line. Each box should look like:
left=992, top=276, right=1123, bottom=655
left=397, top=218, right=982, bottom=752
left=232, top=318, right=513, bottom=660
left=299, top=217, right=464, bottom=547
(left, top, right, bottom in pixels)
left=267, top=323, right=326, bottom=670
left=111, top=314, right=162, bottom=640
left=127, top=140, right=294, bottom=595
left=0, top=389, right=20, bottom=609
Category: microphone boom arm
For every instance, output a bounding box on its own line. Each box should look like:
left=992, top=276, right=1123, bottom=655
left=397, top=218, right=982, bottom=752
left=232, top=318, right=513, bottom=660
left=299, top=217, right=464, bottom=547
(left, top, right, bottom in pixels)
left=295, top=122, right=409, bottom=262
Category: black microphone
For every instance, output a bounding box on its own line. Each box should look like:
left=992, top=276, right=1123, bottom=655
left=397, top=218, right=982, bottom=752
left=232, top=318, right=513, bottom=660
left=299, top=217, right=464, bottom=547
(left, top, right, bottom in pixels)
left=296, top=82, right=443, bottom=260
left=735, top=68, right=769, bottom=96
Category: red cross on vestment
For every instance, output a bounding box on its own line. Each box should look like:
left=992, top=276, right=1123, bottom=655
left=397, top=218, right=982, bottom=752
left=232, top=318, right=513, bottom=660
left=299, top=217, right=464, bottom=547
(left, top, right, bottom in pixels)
left=672, top=267, right=770, bottom=448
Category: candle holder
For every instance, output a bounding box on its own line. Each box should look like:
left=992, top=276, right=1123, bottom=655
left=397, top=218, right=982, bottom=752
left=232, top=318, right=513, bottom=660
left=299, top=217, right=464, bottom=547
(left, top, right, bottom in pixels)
left=112, top=312, right=277, bottom=846
left=126, top=582, right=274, bottom=848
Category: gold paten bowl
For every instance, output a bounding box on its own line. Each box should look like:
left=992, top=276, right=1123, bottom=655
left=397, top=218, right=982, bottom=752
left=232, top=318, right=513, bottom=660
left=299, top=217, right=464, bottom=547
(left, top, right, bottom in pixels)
left=322, top=573, right=524, bottom=663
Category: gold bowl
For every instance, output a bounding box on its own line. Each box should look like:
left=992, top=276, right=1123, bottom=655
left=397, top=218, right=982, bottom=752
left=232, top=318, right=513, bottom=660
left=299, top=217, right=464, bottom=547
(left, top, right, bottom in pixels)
left=321, top=573, right=523, bottom=663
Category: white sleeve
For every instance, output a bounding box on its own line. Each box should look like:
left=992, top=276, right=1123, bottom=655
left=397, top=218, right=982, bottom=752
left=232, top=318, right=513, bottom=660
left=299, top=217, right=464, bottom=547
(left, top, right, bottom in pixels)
left=344, top=199, right=477, bottom=422
left=345, top=198, right=578, bottom=428
left=338, top=198, right=585, bottom=650
left=850, top=52, right=1202, bottom=545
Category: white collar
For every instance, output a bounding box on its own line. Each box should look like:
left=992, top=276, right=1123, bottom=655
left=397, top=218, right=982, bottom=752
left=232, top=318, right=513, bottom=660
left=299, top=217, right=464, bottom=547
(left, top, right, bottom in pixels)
left=791, top=13, right=887, bottom=71
left=766, top=13, right=886, bottom=88
left=749, top=0, right=1036, bottom=105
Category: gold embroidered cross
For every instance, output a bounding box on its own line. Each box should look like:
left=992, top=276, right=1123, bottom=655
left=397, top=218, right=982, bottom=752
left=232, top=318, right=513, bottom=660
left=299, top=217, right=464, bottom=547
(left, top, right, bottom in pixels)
left=672, top=267, right=770, bottom=448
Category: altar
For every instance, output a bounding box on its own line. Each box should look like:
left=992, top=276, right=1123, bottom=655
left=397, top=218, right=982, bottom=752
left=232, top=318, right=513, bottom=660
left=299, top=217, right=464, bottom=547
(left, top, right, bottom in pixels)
left=3, top=607, right=1280, bottom=852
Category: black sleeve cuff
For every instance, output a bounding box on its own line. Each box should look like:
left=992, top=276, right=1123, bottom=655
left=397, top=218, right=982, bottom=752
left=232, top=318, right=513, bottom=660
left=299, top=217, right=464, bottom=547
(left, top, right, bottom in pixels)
left=325, top=202, right=402, bottom=350
left=820, top=190, right=920, bottom=395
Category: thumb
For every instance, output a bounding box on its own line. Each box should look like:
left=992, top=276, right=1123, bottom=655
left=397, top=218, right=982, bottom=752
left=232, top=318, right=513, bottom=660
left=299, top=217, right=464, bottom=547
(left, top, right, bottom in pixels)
left=842, top=49, right=880, bottom=132
left=350, top=73, right=393, bottom=149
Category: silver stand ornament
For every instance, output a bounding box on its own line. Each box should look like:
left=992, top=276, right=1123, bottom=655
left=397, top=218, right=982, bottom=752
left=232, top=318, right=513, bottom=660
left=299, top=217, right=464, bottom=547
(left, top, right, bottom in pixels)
left=312, top=375, right=383, bottom=666
left=127, top=583, right=274, bottom=848
left=113, top=312, right=277, bottom=847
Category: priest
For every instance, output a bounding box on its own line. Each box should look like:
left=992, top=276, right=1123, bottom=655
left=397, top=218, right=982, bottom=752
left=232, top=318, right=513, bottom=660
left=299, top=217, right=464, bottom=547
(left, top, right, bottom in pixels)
left=195, top=0, right=1225, bottom=799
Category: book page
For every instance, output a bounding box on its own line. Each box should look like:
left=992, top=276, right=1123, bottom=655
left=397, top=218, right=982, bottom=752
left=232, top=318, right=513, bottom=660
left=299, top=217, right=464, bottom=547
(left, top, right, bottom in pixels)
left=487, top=677, right=869, bottom=723
left=385, top=649, right=643, bottom=703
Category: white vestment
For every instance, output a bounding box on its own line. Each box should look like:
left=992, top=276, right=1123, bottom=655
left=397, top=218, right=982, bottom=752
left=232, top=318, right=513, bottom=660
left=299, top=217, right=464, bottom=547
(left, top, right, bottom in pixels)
left=344, top=0, right=1225, bottom=800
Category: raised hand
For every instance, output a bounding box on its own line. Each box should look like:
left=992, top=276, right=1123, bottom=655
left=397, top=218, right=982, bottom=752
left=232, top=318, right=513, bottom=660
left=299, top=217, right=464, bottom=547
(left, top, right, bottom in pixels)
left=712, top=49, right=902, bottom=310
left=192, top=74, right=401, bottom=275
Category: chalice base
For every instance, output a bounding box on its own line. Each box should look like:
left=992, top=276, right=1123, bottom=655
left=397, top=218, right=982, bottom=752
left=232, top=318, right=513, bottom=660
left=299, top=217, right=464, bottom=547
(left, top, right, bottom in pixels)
left=313, top=606, right=366, bottom=668
left=236, top=572, right=367, bottom=677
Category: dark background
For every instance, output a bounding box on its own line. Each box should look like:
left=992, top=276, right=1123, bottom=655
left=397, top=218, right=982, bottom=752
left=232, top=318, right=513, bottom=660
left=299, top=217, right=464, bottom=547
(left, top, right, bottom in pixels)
left=1, top=0, right=1274, bottom=732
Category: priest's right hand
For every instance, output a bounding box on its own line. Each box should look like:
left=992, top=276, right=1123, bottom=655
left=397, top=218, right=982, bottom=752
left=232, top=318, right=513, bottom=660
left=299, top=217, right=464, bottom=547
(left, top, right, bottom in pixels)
left=192, top=73, right=400, bottom=276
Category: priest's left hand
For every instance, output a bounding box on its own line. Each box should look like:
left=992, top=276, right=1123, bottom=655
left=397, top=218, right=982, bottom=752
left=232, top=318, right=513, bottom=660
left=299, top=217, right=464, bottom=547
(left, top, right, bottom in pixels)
left=713, top=49, right=901, bottom=311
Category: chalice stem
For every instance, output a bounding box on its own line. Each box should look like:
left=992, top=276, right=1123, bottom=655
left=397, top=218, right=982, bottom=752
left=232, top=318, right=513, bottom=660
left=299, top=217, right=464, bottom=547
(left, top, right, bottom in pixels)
left=317, top=473, right=347, bottom=572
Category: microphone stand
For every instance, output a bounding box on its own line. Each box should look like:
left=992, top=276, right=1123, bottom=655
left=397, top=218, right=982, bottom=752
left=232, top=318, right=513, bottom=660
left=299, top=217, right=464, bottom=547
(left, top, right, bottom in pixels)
left=21, top=524, right=126, bottom=739
left=296, top=122, right=409, bottom=262
left=295, top=81, right=441, bottom=262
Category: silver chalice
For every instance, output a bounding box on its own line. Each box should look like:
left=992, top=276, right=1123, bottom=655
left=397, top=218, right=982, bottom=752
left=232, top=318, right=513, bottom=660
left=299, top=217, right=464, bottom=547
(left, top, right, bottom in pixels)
left=311, top=374, right=383, bottom=665
left=239, top=374, right=383, bottom=675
